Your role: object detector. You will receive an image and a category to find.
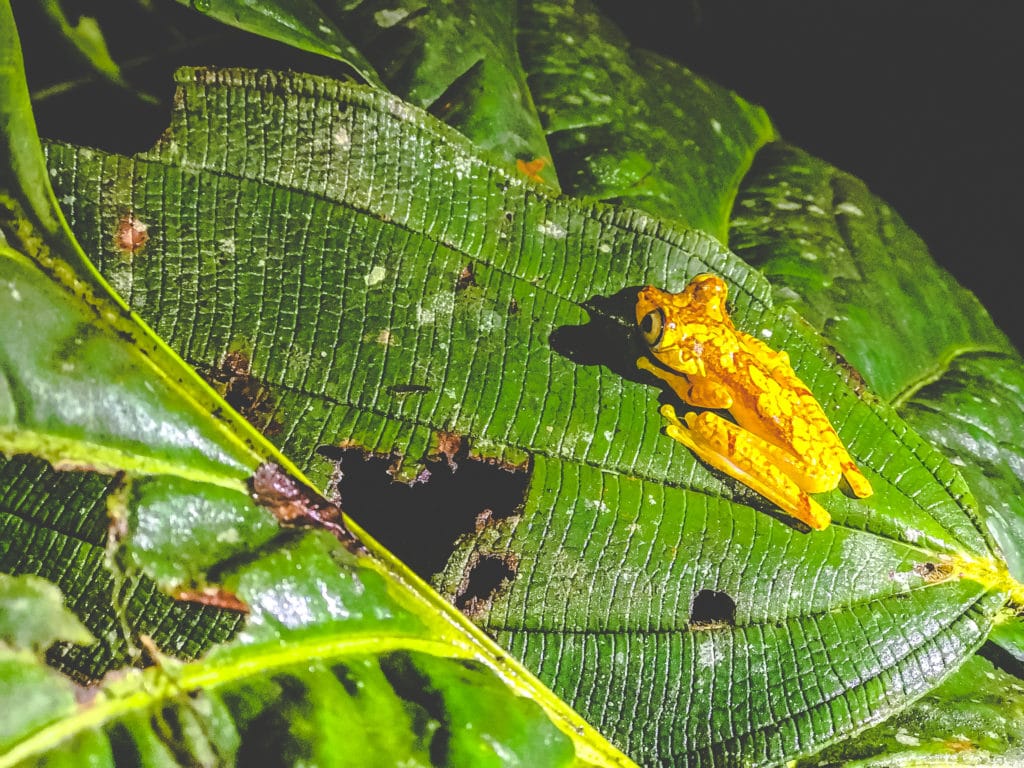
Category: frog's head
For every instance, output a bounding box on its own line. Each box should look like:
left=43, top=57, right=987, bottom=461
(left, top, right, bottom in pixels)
left=636, top=273, right=730, bottom=352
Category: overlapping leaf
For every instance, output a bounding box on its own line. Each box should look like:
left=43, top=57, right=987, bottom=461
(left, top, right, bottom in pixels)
left=41, top=66, right=1020, bottom=766
left=0, top=5, right=635, bottom=763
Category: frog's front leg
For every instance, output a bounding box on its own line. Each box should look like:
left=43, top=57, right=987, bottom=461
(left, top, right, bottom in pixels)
left=636, top=357, right=733, bottom=410
left=659, top=404, right=831, bottom=530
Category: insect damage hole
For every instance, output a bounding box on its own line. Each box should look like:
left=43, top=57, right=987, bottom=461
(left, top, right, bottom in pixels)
left=689, top=589, right=737, bottom=627
left=455, top=554, right=518, bottom=616
left=321, top=445, right=529, bottom=578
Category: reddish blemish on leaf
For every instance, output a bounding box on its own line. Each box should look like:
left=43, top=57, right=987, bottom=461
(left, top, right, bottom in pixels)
left=115, top=213, right=148, bottom=254
left=516, top=156, right=548, bottom=184
left=172, top=587, right=250, bottom=613
left=434, top=430, right=463, bottom=470
left=251, top=462, right=364, bottom=552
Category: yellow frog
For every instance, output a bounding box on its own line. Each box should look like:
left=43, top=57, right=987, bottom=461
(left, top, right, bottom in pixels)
left=636, top=273, right=873, bottom=530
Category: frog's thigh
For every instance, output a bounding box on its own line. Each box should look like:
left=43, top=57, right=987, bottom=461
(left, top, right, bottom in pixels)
left=659, top=405, right=830, bottom=530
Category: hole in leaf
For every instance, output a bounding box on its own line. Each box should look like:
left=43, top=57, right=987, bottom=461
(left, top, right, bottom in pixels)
left=455, top=263, right=476, bottom=291
left=455, top=554, right=518, bottom=617
left=689, top=589, right=736, bottom=627
left=322, top=446, right=529, bottom=578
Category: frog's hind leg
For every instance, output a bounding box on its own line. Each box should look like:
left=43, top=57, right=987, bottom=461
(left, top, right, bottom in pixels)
left=659, top=404, right=831, bottom=531
left=840, top=457, right=874, bottom=499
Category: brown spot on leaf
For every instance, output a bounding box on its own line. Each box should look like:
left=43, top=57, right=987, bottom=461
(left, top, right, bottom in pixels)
left=508, top=298, right=520, bottom=315
left=204, top=349, right=281, bottom=437
left=474, top=508, right=494, bottom=532
left=433, top=431, right=462, bottom=470
left=251, top=462, right=364, bottom=552
left=172, top=587, right=249, bottom=614
left=832, top=347, right=869, bottom=396
left=115, top=213, right=148, bottom=255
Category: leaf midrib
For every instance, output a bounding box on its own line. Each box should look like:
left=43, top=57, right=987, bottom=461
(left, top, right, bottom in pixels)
left=0, top=633, right=473, bottom=768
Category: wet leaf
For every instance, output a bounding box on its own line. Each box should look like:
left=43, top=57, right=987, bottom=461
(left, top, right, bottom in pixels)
left=0, top=6, right=635, bottom=765
left=43, top=66, right=1020, bottom=767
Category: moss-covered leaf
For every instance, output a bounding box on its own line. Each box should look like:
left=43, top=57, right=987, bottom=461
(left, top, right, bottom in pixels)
left=518, top=0, right=775, bottom=241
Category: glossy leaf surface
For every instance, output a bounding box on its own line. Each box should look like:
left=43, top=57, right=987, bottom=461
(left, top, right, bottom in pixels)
left=0, top=5, right=635, bottom=763
left=43, top=67, right=1019, bottom=767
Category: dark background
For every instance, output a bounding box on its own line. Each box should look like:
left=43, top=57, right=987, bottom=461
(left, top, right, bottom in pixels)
left=597, top=0, right=1023, bottom=351
left=19, top=1, right=1024, bottom=350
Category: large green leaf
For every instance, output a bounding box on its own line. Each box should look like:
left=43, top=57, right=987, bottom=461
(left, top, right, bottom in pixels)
left=0, top=5, right=635, bottom=764
left=728, top=142, right=1012, bottom=404
left=41, top=65, right=1021, bottom=766
left=793, top=650, right=1024, bottom=766
left=176, top=0, right=560, bottom=190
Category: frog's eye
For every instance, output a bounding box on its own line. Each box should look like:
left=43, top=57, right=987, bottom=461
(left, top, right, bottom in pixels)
left=640, top=308, right=665, bottom=347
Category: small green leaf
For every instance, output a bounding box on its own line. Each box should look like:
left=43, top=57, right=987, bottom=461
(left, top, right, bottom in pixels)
left=39, top=0, right=128, bottom=89
left=173, top=0, right=384, bottom=88
left=0, top=573, right=92, bottom=652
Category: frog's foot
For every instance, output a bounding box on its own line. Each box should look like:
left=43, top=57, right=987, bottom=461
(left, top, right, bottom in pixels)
left=841, top=461, right=874, bottom=499
left=659, top=404, right=831, bottom=531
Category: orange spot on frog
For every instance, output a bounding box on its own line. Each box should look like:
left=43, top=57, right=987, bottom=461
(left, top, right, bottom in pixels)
left=636, top=273, right=873, bottom=530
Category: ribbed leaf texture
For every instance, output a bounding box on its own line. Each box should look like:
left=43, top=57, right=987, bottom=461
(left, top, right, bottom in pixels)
left=39, top=67, right=1018, bottom=767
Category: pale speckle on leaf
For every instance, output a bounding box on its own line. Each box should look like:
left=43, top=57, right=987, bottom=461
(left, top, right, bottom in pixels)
left=538, top=220, right=566, bottom=239
left=374, top=8, right=410, bottom=27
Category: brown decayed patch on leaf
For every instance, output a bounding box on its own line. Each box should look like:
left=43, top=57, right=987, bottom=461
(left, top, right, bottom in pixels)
left=251, top=462, right=364, bottom=552
left=204, top=349, right=281, bottom=437
left=433, top=430, right=462, bottom=471
left=913, top=560, right=956, bottom=583
left=172, top=587, right=250, bottom=613
left=831, top=347, right=869, bottom=397
left=115, top=213, right=148, bottom=255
